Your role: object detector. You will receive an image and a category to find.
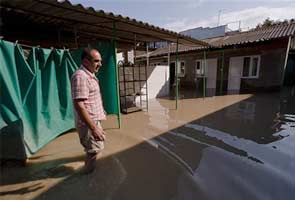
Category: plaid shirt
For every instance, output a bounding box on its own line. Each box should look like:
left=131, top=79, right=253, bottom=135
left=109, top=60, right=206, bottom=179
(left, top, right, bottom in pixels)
left=71, top=65, right=106, bottom=127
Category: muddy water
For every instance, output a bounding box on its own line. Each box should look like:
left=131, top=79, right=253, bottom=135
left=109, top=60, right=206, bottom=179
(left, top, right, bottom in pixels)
left=0, top=91, right=294, bottom=200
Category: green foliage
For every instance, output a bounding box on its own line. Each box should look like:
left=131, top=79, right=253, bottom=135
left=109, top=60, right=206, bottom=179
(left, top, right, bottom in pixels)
left=255, top=18, right=294, bottom=30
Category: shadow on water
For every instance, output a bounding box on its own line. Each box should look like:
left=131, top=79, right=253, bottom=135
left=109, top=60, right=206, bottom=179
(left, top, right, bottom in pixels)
left=1, top=89, right=295, bottom=200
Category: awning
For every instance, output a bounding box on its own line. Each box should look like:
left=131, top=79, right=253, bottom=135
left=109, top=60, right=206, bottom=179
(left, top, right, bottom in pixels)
left=0, top=0, right=209, bottom=47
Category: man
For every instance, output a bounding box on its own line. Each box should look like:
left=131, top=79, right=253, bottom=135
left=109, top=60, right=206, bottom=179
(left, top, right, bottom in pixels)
left=71, top=48, right=106, bottom=174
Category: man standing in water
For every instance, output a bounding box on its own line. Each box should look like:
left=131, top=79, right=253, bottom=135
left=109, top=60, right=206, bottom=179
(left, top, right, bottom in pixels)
left=71, top=48, right=106, bottom=174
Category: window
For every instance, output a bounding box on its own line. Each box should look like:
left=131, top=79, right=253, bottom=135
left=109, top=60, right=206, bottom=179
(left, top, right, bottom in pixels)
left=152, top=62, right=162, bottom=66
left=177, top=61, right=185, bottom=77
left=242, top=57, right=250, bottom=77
left=251, top=57, right=259, bottom=76
left=242, top=56, right=260, bottom=78
left=195, top=60, right=206, bottom=77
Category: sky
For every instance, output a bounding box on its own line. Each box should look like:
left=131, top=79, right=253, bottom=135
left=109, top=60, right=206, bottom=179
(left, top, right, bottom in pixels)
left=69, top=0, right=295, bottom=32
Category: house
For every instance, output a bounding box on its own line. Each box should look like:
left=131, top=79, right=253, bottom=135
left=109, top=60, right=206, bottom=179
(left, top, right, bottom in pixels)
left=180, top=25, right=227, bottom=40
left=137, top=22, right=295, bottom=98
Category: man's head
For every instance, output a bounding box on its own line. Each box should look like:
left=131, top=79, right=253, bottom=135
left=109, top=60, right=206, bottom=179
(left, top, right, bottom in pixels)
left=81, top=48, right=102, bottom=73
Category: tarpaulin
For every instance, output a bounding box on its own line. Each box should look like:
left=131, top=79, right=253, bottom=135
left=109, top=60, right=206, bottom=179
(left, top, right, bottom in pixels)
left=0, top=40, right=119, bottom=159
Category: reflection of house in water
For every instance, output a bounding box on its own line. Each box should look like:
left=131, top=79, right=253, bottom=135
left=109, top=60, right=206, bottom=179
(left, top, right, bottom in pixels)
left=225, top=101, right=256, bottom=123
left=190, top=92, right=294, bottom=144
left=147, top=94, right=295, bottom=200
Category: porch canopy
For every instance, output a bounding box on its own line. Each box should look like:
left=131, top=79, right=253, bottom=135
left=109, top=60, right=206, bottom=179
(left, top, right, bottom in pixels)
left=0, top=0, right=209, bottom=48
left=0, top=0, right=209, bottom=160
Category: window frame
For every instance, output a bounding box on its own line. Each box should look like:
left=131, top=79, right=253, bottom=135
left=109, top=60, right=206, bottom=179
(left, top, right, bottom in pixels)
left=172, top=60, right=185, bottom=77
left=195, top=59, right=207, bottom=77
left=241, top=55, right=260, bottom=79
left=179, top=61, right=186, bottom=77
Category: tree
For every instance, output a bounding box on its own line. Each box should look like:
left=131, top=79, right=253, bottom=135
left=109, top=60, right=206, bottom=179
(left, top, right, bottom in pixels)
left=254, top=18, right=294, bottom=30
left=256, top=18, right=275, bottom=29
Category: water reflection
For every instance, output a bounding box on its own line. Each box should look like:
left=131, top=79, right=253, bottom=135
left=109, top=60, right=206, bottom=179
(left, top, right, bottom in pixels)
left=2, top=91, right=295, bottom=200
left=147, top=91, right=295, bottom=200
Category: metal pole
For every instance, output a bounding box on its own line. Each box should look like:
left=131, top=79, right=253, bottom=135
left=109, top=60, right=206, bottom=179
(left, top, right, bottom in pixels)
left=146, top=44, right=149, bottom=111
left=220, top=50, right=225, bottom=95
left=133, top=34, right=137, bottom=109
left=176, top=38, right=179, bottom=109
left=168, top=43, right=171, bottom=66
left=281, top=36, right=292, bottom=87
left=58, top=29, right=61, bottom=44
left=203, top=50, right=207, bottom=99
left=168, top=43, right=171, bottom=98
left=238, top=21, right=241, bottom=31
left=134, top=34, right=137, bottom=64
left=217, top=9, right=222, bottom=26
left=112, top=21, right=121, bottom=129
left=74, top=27, right=78, bottom=48
left=146, top=44, right=150, bottom=67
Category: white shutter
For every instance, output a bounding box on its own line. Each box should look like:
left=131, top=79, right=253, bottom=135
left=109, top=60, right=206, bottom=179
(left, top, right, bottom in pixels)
left=228, top=57, right=243, bottom=92
left=205, top=58, right=218, bottom=89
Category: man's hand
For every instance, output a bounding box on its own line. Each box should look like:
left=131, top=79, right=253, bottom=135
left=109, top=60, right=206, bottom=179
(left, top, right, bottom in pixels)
left=91, top=126, right=106, bottom=141
left=73, top=100, right=106, bottom=141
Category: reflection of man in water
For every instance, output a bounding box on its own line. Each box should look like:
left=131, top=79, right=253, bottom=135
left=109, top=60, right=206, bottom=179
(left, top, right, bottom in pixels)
left=272, top=85, right=295, bottom=134
left=71, top=48, right=106, bottom=174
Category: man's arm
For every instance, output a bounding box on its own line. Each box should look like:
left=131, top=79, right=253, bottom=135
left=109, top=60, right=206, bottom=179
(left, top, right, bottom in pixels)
left=74, top=99, right=106, bottom=141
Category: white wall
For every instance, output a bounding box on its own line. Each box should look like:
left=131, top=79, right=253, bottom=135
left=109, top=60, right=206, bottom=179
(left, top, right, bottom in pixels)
left=116, top=51, right=134, bottom=63
left=116, top=52, right=123, bottom=63
left=136, top=65, right=170, bottom=102
left=128, top=50, right=134, bottom=63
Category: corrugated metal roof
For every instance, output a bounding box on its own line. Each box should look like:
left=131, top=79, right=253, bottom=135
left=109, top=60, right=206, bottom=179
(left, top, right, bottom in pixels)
left=138, top=44, right=204, bottom=58
left=140, top=22, right=295, bottom=58
left=204, top=22, right=295, bottom=47
left=0, top=0, right=209, bottom=47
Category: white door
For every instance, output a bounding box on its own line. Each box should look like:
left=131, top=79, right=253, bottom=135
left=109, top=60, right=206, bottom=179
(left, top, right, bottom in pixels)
left=228, top=57, right=243, bottom=94
left=205, top=58, right=218, bottom=96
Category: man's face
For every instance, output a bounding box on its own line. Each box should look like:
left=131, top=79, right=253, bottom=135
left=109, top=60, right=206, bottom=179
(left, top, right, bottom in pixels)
left=85, top=50, right=102, bottom=73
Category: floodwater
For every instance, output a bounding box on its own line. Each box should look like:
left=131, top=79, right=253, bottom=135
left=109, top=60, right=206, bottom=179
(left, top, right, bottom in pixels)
left=0, top=89, right=295, bottom=200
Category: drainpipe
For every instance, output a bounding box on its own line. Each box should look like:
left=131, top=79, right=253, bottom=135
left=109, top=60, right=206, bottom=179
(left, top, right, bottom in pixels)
left=281, top=36, right=292, bottom=87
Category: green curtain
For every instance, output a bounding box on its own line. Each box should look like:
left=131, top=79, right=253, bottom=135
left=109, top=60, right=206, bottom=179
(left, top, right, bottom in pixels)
left=0, top=40, right=119, bottom=159
left=71, top=42, right=119, bottom=114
